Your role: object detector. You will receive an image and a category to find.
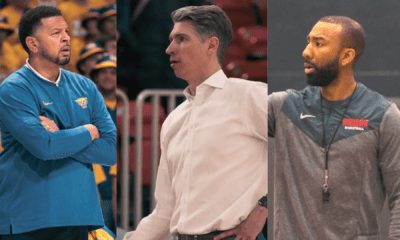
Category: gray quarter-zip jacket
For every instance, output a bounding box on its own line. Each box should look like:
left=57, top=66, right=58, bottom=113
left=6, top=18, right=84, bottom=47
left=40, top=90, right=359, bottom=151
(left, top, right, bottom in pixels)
left=269, top=83, right=400, bottom=239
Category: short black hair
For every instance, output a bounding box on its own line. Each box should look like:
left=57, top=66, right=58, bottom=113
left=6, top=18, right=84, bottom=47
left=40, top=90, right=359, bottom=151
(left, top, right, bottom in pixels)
left=18, top=6, right=62, bottom=54
left=318, top=16, right=366, bottom=67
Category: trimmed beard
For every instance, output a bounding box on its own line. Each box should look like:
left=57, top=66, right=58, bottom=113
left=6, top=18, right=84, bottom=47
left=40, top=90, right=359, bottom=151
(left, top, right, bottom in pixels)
left=305, top=57, right=339, bottom=87
left=41, top=48, right=70, bottom=66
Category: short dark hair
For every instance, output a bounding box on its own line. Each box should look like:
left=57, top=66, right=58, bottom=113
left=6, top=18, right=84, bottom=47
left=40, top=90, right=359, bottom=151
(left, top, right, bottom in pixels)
left=318, top=16, right=366, bottom=67
left=18, top=6, right=62, bottom=54
left=171, top=5, right=233, bottom=66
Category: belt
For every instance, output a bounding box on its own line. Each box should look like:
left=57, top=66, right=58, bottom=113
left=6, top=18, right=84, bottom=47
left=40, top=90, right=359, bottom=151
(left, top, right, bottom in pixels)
left=177, top=232, right=236, bottom=240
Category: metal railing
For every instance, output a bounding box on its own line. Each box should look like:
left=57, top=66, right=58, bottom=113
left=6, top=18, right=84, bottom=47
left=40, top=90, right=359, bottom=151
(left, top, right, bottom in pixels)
left=134, top=89, right=185, bottom=228
left=116, top=89, right=130, bottom=231
left=118, top=89, right=185, bottom=231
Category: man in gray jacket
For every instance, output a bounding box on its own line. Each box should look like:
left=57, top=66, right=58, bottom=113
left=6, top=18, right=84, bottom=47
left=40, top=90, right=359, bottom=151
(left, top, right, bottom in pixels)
left=269, top=16, right=400, bottom=239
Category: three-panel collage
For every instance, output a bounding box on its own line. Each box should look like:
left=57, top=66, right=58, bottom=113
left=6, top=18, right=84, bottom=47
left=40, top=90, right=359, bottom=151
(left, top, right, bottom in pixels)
left=0, top=0, right=399, bottom=239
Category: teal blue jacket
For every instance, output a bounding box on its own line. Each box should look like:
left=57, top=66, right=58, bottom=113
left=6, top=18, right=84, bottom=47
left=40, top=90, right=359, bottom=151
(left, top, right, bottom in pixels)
left=0, top=66, right=116, bottom=234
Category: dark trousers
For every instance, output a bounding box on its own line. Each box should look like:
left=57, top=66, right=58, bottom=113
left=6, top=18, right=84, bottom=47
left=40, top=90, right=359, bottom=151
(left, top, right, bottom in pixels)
left=0, top=226, right=89, bottom=240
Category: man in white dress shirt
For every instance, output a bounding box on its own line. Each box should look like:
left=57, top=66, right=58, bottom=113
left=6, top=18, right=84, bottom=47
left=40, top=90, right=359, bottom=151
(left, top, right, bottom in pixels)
left=123, top=5, right=268, bottom=240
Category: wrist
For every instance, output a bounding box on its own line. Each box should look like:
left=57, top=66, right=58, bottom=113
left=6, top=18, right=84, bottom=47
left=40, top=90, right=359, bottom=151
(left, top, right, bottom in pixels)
left=254, top=204, right=268, bottom=221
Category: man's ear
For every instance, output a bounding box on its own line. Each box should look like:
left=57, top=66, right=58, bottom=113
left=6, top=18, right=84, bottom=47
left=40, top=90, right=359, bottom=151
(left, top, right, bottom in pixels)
left=340, top=48, right=356, bottom=67
left=26, top=36, right=39, bottom=54
left=207, top=36, right=219, bottom=56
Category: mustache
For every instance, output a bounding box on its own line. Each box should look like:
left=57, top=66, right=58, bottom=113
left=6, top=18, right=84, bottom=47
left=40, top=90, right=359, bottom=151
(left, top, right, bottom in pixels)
left=304, top=59, right=317, bottom=68
left=59, top=44, right=70, bottom=50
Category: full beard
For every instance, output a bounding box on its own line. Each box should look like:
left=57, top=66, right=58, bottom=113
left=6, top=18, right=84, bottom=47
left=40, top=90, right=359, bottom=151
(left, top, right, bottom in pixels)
left=305, top=58, right=339, bottom=87
left=41, top=49, right=70, bottom=66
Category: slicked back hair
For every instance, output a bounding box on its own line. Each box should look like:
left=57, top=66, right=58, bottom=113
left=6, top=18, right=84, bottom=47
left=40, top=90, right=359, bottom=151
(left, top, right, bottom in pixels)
left=318, top=16, right=366, bottom=67
left=171, top=5, right=233, bottom=66
left=18, top=6, right=62, bottom=54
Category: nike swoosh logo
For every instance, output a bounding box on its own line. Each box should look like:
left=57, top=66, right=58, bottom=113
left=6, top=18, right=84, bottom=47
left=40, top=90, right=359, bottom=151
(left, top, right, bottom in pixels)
left=300, top=113, right=316, bottom=119
left=43, top=101, right=53, bottom=106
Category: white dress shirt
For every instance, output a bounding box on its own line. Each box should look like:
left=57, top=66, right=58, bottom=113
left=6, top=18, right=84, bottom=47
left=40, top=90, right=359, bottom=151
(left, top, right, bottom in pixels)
left=124, top=70, right=268, bottom=240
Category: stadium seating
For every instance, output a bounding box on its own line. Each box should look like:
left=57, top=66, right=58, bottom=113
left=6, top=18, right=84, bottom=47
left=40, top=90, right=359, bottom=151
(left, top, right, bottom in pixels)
left=215, top=0, right=257, bottom=27
left=237, top=26, right=267, bottom=59
left=216, top=0, right=267, bottom=83
left=224, top=59, right=268, bottom=82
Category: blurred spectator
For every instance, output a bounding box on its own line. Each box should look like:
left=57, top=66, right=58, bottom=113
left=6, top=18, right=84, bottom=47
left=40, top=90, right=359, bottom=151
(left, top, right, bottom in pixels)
left=58, top=0, right=111, bottom=41
left=90, top=54, right=117, bottom=110
left=68, top=7, right=101, bottom=73
left=8, top=33, right=28, bottom=69
left=0, top=0, right=30, bottom=31
left=96, top=36, right=116, bottom=55
left=98, top=4, right=117, bottom=39
left=76, top=42, right=104, bottom=79
left=0, top=15, right=20, bottom=83
left=82, top=7, right=101, bottom=42
left=90, top=54, right=117, bottom=234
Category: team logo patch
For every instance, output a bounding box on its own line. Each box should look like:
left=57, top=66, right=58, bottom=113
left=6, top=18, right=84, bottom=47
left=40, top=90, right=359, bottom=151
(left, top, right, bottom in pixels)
left=342, top=118, right=369, bottom=131
left=76, top=97, right=88, bottom=109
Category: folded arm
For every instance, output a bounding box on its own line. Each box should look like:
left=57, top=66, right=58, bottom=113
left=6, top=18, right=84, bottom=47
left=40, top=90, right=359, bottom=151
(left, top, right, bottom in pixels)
left=0, top=82, right=94, bottom=160
left=68, top=87, right=116, bottom=166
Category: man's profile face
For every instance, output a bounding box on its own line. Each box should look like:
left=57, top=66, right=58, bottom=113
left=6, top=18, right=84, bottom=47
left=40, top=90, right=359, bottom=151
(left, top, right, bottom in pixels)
left=166, top=21, right=210, bottom=81
left=34, top=16, right=71, bottom=66
left=302, top=21, right=343, bottom=87
left=95, top=67, right=116, bottom=93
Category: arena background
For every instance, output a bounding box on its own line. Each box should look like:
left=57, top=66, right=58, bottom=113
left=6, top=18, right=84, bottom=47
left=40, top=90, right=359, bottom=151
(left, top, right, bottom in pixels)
left=117, top=0, right=205, bottom=101
left=268, top=0, right=400, bottom=239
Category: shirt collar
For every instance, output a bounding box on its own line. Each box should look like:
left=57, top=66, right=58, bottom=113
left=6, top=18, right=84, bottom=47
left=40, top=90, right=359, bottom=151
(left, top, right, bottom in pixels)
left=183, top=69, right=227, bottom=100
left=25, top=58, right=62, bottom=86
